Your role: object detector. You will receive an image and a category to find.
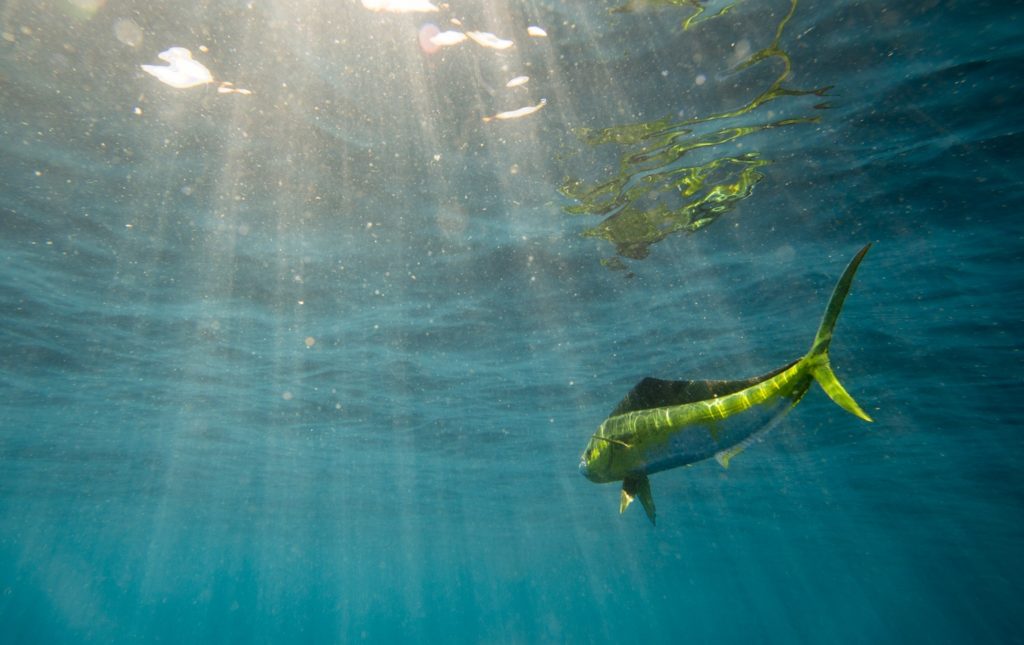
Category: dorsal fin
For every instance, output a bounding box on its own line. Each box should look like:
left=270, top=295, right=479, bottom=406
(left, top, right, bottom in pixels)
left=608, top=359, right=799, bottom=417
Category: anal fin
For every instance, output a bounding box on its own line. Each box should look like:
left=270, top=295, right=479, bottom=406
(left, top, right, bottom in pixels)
left=621, top=474, right=656, bottom=525
left=714, top=441, right=747, bottom=469
left=715, top=432, right=760, bottom=468
left=715, top=398, right=801, bottom=468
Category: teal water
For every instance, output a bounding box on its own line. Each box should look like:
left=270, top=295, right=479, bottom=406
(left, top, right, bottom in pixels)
left=1, top=0, right=1022, bottom=642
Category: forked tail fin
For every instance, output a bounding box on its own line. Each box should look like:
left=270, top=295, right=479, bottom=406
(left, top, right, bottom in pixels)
left=807, top=243, right=873, bottom=423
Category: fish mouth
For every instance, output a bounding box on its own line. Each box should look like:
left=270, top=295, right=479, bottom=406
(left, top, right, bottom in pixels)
left=579, top=459, right=603, bottom=482
left=578, top=458, right=590, bottom=477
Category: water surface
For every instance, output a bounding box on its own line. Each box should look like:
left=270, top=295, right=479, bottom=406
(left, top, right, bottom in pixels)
left=1, top=0, right=1022, bottom=642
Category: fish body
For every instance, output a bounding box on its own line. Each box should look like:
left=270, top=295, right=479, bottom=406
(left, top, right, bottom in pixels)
left=579, top=244, right=874, bottom=524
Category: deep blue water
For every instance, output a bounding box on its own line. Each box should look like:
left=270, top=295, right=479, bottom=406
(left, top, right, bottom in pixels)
left=1, top=0, right=1022, bottom=642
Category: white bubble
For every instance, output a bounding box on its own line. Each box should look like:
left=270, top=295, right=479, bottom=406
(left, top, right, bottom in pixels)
left=361, top=0, right=438, bottom=12
left=732, top=39, right=751, bottom=63
left=114, top=18, right=143, bottom=47
left=68, top=0, right=106, bottom=15
left=418, top=23, right=441, bottom=54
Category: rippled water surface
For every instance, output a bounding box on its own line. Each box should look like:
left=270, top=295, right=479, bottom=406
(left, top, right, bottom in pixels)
left=1, top=0, right=1022, bottom=642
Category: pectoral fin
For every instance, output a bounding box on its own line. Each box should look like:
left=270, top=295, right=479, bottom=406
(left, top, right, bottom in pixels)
left=620, top=474, right=656, bottom=525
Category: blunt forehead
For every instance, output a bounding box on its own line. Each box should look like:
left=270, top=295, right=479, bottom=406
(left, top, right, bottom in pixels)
left=581, top=436, right=595, bottom=457
left=583, top=435, right=605, bottom=460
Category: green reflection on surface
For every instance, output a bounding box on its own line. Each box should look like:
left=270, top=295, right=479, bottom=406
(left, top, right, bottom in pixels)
left=578, top=152, right=769, bottom=260
left=611, top=0, right=745, bottom=30
left=563, top=0, right=829, bottom=266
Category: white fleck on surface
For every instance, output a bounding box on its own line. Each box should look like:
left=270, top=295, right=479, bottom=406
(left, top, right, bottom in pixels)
left=430, top=31, right=468, bottom=47
left=140, top=47, right=213, bottom=89
left=360, top=0, right=438, bottom=13
left=482, top=98, right=546, bottom=123
left=466, top=31, right=514, bottom=50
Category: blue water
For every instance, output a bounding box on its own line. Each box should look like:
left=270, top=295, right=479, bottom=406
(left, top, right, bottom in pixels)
left=1, top=0, right=1022, bottom=642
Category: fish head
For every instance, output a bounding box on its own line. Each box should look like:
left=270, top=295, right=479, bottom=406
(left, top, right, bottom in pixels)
left=579, top=429, right=617, bottom=483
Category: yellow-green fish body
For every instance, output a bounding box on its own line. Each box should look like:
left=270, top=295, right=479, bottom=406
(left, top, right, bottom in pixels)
left=579, top=244, right=874, bottom=524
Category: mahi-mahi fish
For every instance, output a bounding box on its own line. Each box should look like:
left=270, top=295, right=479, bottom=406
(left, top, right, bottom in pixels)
left=579, top=244, right=874, bottom=525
